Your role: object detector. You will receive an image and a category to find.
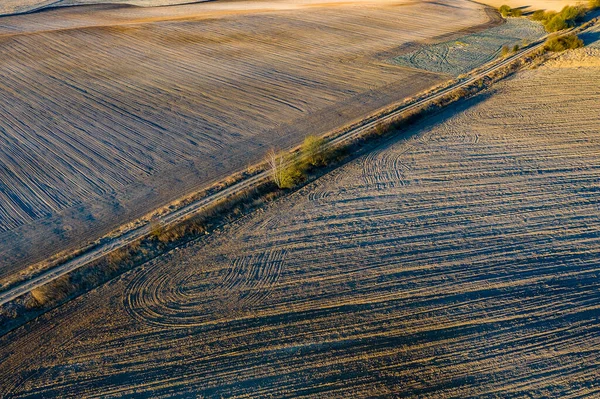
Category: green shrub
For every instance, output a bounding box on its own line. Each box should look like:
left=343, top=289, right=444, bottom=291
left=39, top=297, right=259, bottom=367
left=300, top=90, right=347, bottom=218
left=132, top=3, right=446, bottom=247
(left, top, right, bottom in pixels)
left=278, top=159, right=305, bottom=189
left=501, top=45, right=510, bottom=56
left=301, top=135, right=328, bottom=167
left=498, top=5, right=524, bottom=17
left=560, top=5, right=586, bottom=21
left=513, top=44, right=520, bottom=52
left=531, top=10, right=546, bottom=20
left=542, top=11, right=558, bottom=21
left=544, top=34, right=584, bottom=51
left=266, top=149, right=305, bottom=189
left=545, top=15, right=569, bottom=31
left=499, top=4, right=512, bottom=17
left=538, top=5, right=587, bottom=32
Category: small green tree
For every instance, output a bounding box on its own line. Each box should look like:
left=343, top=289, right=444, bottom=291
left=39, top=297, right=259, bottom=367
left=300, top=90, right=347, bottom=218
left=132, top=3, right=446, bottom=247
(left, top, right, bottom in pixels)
left=512, top=8, right=523, bottom=17
left=266, top=149, right=304, bottom=189
left=544, top=34, right=584, bottom=51
left=560, top=5, right=586, bottom=21
left=531, top=10, right=546, bottom=21
left=541, top=6, right=587, bottom=32
left=499, top=4, right=512, bottom=17
left=501, top=45, right=510, bottom=56
left=543, top=11, right=558, bottom=22
left=301, top=135, right=327, bottom=167
left=545, top=15, right=568, bottom=32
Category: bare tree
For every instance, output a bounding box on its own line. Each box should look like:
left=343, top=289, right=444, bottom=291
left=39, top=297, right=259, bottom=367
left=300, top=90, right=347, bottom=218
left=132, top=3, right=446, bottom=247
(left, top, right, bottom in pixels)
left=266, top=148, right=286, bottom=188
left=266, top=148, right=302, bottom=189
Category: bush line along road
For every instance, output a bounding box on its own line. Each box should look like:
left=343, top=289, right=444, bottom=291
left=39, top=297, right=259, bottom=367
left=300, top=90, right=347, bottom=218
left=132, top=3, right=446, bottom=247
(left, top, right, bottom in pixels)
left=0, top=21, right=591, bottom=308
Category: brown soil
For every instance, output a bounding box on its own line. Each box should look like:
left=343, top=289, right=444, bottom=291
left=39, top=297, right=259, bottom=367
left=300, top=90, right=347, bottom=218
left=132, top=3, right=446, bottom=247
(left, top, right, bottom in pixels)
left=1, top=49, right=599, bottom=398
left=0, top=0, right=494, bottom=285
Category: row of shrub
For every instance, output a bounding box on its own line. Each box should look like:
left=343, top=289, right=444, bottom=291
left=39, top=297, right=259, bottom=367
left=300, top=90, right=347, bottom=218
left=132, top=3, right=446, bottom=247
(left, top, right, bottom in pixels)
left=531, top=5, right=588, bottom=32
left=499, top=3, right=593, bottom=33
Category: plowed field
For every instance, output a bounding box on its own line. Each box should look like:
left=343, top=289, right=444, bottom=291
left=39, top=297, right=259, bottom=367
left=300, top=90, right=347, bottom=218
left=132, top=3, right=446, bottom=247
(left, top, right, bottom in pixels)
left=1, top=49, right=599, bottom=398
left=0, top=0, right=494, bottom=283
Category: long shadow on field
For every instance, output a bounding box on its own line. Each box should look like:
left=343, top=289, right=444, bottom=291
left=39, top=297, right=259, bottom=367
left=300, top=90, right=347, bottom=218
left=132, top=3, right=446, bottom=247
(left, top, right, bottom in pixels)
left=580, top=30, right=600, bottom=46
left=372, top=89, right=496, bottom=154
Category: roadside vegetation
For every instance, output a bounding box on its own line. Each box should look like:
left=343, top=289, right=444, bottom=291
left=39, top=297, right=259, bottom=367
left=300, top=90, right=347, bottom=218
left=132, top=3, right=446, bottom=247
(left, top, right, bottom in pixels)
left=531, top=5, right=587, bottom=32
left=501, top=43, right=521, bottom=56
left=267, top=136, right=332, bottom=189
left=267, top=149, right=305, bottom=189
left=544, top=34, right=585, bottom=51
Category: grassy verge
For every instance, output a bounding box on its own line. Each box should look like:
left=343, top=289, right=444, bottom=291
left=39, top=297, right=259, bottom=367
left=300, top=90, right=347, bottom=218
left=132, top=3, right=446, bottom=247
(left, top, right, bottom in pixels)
left=0, top=38, right=559, bottom=337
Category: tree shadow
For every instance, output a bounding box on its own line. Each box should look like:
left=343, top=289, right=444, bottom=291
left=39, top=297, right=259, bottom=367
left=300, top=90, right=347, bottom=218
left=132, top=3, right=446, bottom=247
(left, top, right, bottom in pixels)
left=580, top=30, right=600, bottom=46
left=374, top=90, right=497, bottom=154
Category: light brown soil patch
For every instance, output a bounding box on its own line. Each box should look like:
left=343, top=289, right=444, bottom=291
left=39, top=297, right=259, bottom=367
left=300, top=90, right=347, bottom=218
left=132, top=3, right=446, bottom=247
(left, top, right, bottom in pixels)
left=542, top=47, right=600, bottom=67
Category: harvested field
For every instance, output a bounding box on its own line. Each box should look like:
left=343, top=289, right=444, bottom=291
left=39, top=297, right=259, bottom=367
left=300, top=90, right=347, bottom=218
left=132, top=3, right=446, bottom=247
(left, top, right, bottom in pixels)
left=2, top=50, right=600, bottom=397
left=0, top=0, right=494, bottom=283
left=392, top=18, right=545, bottom=76
left=545, top=46, right=600, bottom=66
